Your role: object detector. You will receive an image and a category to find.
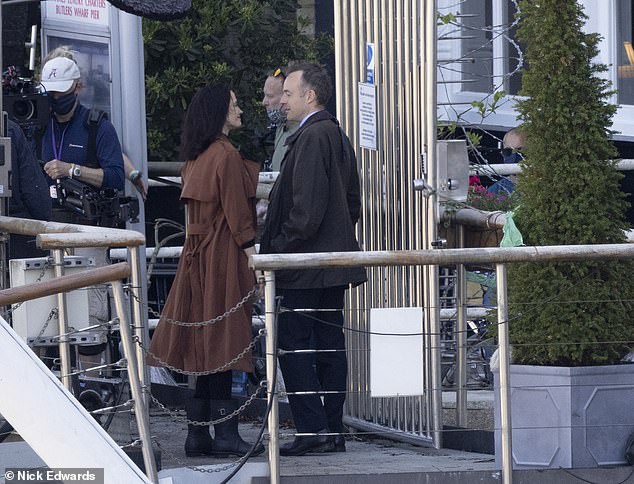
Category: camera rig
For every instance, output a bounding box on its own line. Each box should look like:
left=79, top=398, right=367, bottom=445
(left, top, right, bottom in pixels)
left=2, top=66, right=50, bottom=138
left=55, top=177, right=139, bottom=227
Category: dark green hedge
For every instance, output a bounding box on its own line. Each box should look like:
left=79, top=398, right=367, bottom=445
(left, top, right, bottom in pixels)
left=508, top=0, right=634, bottom=366
left=143, top=0, right=332, bottom=162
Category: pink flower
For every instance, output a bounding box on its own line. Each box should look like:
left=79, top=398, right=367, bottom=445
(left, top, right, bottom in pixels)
left=469, top=175, right=482, bottom=186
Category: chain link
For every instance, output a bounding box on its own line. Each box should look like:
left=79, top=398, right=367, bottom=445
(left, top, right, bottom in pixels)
left=152, top=437, right=245, bottom=474
left=150, top=383, right=265, bottom=426
left=3, top=260, right=51, bottom=323
left=28, top=308, right=59, bottom=348
left=129, top=284, right=262, bottom=327
left=136, top=329, right=265, bottom=376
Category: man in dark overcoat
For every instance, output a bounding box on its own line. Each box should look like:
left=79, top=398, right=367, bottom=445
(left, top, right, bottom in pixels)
left=260, top=62, right=367, bottom=456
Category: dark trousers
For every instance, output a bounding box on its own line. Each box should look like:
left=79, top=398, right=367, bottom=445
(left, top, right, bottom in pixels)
left=194, top=371, right=232, bottom=400
left=277, top=286, right=347, bottom=434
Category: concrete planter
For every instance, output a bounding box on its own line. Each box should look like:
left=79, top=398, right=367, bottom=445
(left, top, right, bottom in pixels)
left=493, top=364, right=634, bottom=469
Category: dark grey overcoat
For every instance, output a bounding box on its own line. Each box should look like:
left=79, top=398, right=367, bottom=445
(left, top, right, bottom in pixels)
left=260, top=110, right=367, bottom=289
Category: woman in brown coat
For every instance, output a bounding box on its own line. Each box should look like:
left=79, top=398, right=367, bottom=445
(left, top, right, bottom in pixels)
left=149, top=84, right=263, bottom=457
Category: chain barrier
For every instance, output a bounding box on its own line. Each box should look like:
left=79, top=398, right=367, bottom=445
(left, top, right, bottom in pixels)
left=3, top=260, right=51, bottom=319
left=127, top=283, right=262, bottom=327
left=153, top=437, right=244, bottom=475
left=28, top=308, right=59, bottom=348
left=135, top=329, right=265, bottom=376
left=150, top=382, right=265, bottom=426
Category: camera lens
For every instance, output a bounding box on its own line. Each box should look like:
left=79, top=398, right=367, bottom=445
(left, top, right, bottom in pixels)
left=12, top=99, right=35, bottom=121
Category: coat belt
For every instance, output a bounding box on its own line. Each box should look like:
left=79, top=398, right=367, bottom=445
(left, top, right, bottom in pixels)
left=187, top=222, right=210, bottom=235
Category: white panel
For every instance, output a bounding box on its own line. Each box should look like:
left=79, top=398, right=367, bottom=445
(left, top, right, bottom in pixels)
left=370, top=307, right=424, bottom=397
left=10, top=256, right=92, bottom=341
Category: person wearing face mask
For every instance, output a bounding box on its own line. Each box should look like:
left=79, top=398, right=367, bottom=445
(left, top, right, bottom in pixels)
left=256, top=68, right=300, bottom=233
left=40, top=55, right=124, bottom=197
left=38, top=51, right=125, bottom=337
left=487, top=126, right=527, bottom=195
left=262, top=67, right=298, bottom=172
left=501, top=127, right=526, bottom=164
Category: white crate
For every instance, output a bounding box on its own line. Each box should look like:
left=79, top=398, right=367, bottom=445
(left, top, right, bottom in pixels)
left=10, top=256, right=93, bottom=342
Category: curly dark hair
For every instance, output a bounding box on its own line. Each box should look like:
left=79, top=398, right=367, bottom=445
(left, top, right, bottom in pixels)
left=180, top=84, right=231, bottom=162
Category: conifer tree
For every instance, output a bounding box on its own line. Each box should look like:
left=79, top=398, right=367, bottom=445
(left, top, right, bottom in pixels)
left=508, top=0, right=634, bottom=365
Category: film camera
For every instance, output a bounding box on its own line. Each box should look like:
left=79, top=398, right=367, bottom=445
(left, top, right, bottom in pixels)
left=55, top=177, right=139, bottom=228
left=2, top=66, right=50, bottom=134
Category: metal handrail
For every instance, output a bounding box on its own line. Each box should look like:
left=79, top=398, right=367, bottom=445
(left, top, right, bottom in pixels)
left=0, top=215, right=155, bottom=483
left=0, top=262, right=130, bottom=305
left=251, top=243, right=634, bottom=484
left=0, top=215, right=147, bottom=386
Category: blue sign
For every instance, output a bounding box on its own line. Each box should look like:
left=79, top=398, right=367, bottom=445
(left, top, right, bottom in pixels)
left=367, top=43, right=375, bottom=85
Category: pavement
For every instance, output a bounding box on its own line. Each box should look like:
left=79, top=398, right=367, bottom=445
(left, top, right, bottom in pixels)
left=4, top=390, right=634, bottom=483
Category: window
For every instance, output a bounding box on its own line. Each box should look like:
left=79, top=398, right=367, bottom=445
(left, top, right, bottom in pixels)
left=617, top=0, right=634, bottom=105
left=460, top=0, right=494, bottom=93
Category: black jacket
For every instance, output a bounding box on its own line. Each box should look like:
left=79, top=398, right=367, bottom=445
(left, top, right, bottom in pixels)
left=260, top=110, right=367, bottom=289
left=8, top=120, right=51, bottom=221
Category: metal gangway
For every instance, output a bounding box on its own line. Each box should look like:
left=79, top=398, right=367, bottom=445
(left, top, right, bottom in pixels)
left=0, top=216, right=157, bottom=483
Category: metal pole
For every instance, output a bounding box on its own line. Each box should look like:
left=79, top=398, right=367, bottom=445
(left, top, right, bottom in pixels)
left=456, top=225, right=467, bottom=427
left=264, top=270, right=279, bottom=484
left=496, top=263, right=513, bottom=484
left=111, top=280, right=158, bottom=484
left=129, top=246, right=149, bottom=394
left=425, top=0, right=443, bottom=449
left=0, top=0, right=3, bottom=136
left=52, top=249, right=73, bottom=392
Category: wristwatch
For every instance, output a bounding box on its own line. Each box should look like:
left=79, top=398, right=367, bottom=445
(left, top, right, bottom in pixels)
left=72, top=164, right=82, bottom=178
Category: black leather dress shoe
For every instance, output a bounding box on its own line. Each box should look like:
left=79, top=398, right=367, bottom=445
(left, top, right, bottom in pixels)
left=333, top=435, right=346, bottom=452
left=280, top=433, right=335, bottom=456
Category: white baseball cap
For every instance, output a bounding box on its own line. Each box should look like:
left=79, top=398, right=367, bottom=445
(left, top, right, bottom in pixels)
left=40, top=57, right=81, bottom=93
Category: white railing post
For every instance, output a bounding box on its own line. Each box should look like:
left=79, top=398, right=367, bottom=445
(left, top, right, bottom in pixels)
left=496, top=263, right=513, bottom=484
left=111, top=280, right=158, bottom=484
left=52, top=248, right=73, bottom=392
left=129, top=245, right=150, bottom=396
left=264, top=270, right=280, bottom=484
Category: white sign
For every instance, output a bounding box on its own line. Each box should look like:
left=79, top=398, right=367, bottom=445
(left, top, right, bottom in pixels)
left=46, top=0, right=109, bottom=27
left=358, top=82, right=377, bottom=150
left=370, top=307, right=424, bottom=397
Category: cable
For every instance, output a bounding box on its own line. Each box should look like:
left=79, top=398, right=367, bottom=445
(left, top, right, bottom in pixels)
left=220, top=296, right=281, bottom=484
left=562, top=467, right=634, bottom=484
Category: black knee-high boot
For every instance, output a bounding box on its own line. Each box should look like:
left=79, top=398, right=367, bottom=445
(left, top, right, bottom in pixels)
left=210, top=399, right=265, bottom=457
left=184, top=398, right=214, bottom=457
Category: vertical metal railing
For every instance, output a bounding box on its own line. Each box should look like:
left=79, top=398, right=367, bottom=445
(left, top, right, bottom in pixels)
left=264, top=270, right=280, bottom=483
left=496, top=262, right=513, bottom=484
left=334, top=0, right=434, bottom=446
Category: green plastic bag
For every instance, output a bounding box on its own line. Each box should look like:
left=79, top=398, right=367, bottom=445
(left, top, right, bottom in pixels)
left=500, top=210, right=523, bottom=247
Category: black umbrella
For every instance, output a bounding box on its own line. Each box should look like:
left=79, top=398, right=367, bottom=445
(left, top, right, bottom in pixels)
left=106, top=0, right=192, bottom=21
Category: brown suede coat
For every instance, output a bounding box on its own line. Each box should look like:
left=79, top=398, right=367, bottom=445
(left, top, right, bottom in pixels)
left=149, top=136, right=259, bottom=373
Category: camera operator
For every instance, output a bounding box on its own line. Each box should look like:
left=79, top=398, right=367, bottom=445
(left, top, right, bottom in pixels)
left=7, top=119, right=51, bottom=258
left=40, top=55, right=124, bottom=199
left=39, top=49, right=125, bottom=329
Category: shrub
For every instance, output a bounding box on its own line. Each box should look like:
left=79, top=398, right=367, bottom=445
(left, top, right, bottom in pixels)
left=143, top=0, right=332, bottom=162
left=508, top=0, right=634, bottom=366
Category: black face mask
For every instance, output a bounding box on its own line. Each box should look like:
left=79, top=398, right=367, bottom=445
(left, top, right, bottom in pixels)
left=51, top=92, right=77, bottom=115
left=501, top=147, right=523, bottom=164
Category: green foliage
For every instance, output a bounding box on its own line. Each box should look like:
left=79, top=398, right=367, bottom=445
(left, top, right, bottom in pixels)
left=143, top=0, right=333, bottom=161
left=508, top=0, right=634, bottom=366
left=470, top=90, right=506, bottom=119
